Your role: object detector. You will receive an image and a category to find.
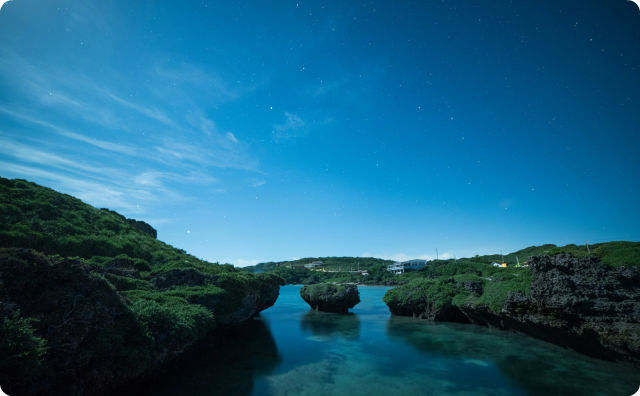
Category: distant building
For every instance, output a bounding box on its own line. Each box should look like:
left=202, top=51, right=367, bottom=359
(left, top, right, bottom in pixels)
left=304, top=260, right=324, bottom=269
left=387, top=259, right=429, bottom=275
left=492, top=262, right=501, bottom=267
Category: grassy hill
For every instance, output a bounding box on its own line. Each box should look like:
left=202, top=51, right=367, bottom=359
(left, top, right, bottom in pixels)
left=0, top=177, right=281, bottom=394
left=245, top=256, right=393, bottom=272
left=244, top=242, right=639, bottom=286
left=476, top=242, right=639, bottom=268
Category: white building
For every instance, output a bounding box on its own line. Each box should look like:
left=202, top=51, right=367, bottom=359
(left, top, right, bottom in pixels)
left=387, top=259, right=429, bottom=275
left=304, top=260, right=324, bottom=269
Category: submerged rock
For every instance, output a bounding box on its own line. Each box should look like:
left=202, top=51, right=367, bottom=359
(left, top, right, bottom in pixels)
left=300, top=283, right=360, bottom=313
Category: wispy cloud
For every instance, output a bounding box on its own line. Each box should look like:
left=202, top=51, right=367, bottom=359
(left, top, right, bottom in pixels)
left=0, top=106, right=139, bottom=156
left=107, top=93, right=175, bottom=127
left=0, top=136, right=197, bottom=213
left=272, top=111, right=305, bottom=141
left=0, top=51, right=263, bottom=215
left=275, top=112, right=305, bottom=131
left=151, top=63, right=250, bottom=106
left=0, top=161, right=144, bottom=212
left=226, top=132, right=238, bottom=143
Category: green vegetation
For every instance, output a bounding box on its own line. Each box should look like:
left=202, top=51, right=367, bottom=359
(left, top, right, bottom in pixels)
left=384, top=278, right=468, bottom=310
left=130, top=297, right=215, bottom=352
left=0, top=177, right=227, bottom=272
left=0, top=177, right=283, bottom=391
left=0, top=309, right=47, bottom=381
left=381, top=242, right=640, bottom=315
left=301, top=283, right=350, bottom=301
left=383, top=264, right=532, bottom=313
left=246, top=256, right=392, bottom=273
left=247, top=241, right=639, bottom=288
left=245, top=257, right=403, bottom=285
left=0, top=177, right=280, bottom=317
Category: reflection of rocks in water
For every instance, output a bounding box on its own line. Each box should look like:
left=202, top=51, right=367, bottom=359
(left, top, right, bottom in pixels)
left=385, top=316, right=639, bottom=396
left=300, top=310, right=360, bottom=341
left=121, top=316, right=281, bottom=396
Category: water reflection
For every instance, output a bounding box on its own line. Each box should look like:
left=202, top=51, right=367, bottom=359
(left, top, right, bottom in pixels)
left=300, top=310, right=361, bottom=341
left=386, top=316, right=638, bottom=396
left=124, top=316, right=281, bottom=396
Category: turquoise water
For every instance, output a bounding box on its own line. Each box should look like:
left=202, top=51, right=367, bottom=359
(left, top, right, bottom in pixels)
left=132, top=285, right=639, bottom=395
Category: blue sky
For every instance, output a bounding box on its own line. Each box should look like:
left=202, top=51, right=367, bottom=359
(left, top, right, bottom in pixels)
left=0, top=0, right=639, bottom=265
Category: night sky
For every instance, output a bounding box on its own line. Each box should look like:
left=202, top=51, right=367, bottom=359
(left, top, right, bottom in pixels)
left=0, top=0, right=638, bottom=265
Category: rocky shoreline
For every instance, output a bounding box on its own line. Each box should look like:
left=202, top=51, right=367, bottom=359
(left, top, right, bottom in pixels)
left=384, top=254, right=640, bottom=366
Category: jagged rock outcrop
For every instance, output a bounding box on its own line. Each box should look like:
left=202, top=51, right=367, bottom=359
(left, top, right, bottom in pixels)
left=496, top=254, right=640, bottom=363
left=300, top=283, right=360, bottom=313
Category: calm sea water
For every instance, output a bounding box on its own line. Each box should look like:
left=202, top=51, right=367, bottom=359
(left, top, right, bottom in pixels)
left=133, top=285, right=639, bottom=396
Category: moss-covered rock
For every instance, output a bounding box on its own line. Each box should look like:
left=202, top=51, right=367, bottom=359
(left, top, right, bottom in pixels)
left=300, top=283, right=360, bottom=313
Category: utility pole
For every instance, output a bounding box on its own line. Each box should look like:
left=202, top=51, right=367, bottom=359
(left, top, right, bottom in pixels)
left=501, top=249, right=504, bottom=263
left=436, top=248, right=439, bottom=260
left=586, top=241, right=591, bottom=257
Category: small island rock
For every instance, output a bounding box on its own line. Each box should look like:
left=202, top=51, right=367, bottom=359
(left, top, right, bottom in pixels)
left=300, top=283, right=360, bottom=313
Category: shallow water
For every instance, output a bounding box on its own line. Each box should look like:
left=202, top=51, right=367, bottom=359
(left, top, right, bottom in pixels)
left=134, top=285, right=639, bottom=396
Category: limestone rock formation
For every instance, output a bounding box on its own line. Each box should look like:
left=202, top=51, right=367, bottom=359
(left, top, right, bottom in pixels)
left=300, top=283, right=360, bottom=313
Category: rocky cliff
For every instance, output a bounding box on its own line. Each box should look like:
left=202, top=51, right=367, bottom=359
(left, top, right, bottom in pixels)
left=300, top=283, right=360, bottom=313
left=498, top=254, right=640, bottom=363
left=384, top=254, right=640, bottom=365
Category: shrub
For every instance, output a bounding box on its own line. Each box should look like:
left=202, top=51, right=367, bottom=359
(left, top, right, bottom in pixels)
left=0, top=309, right=47, bottom=385
left=130, top=296, right=215, bottom=351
